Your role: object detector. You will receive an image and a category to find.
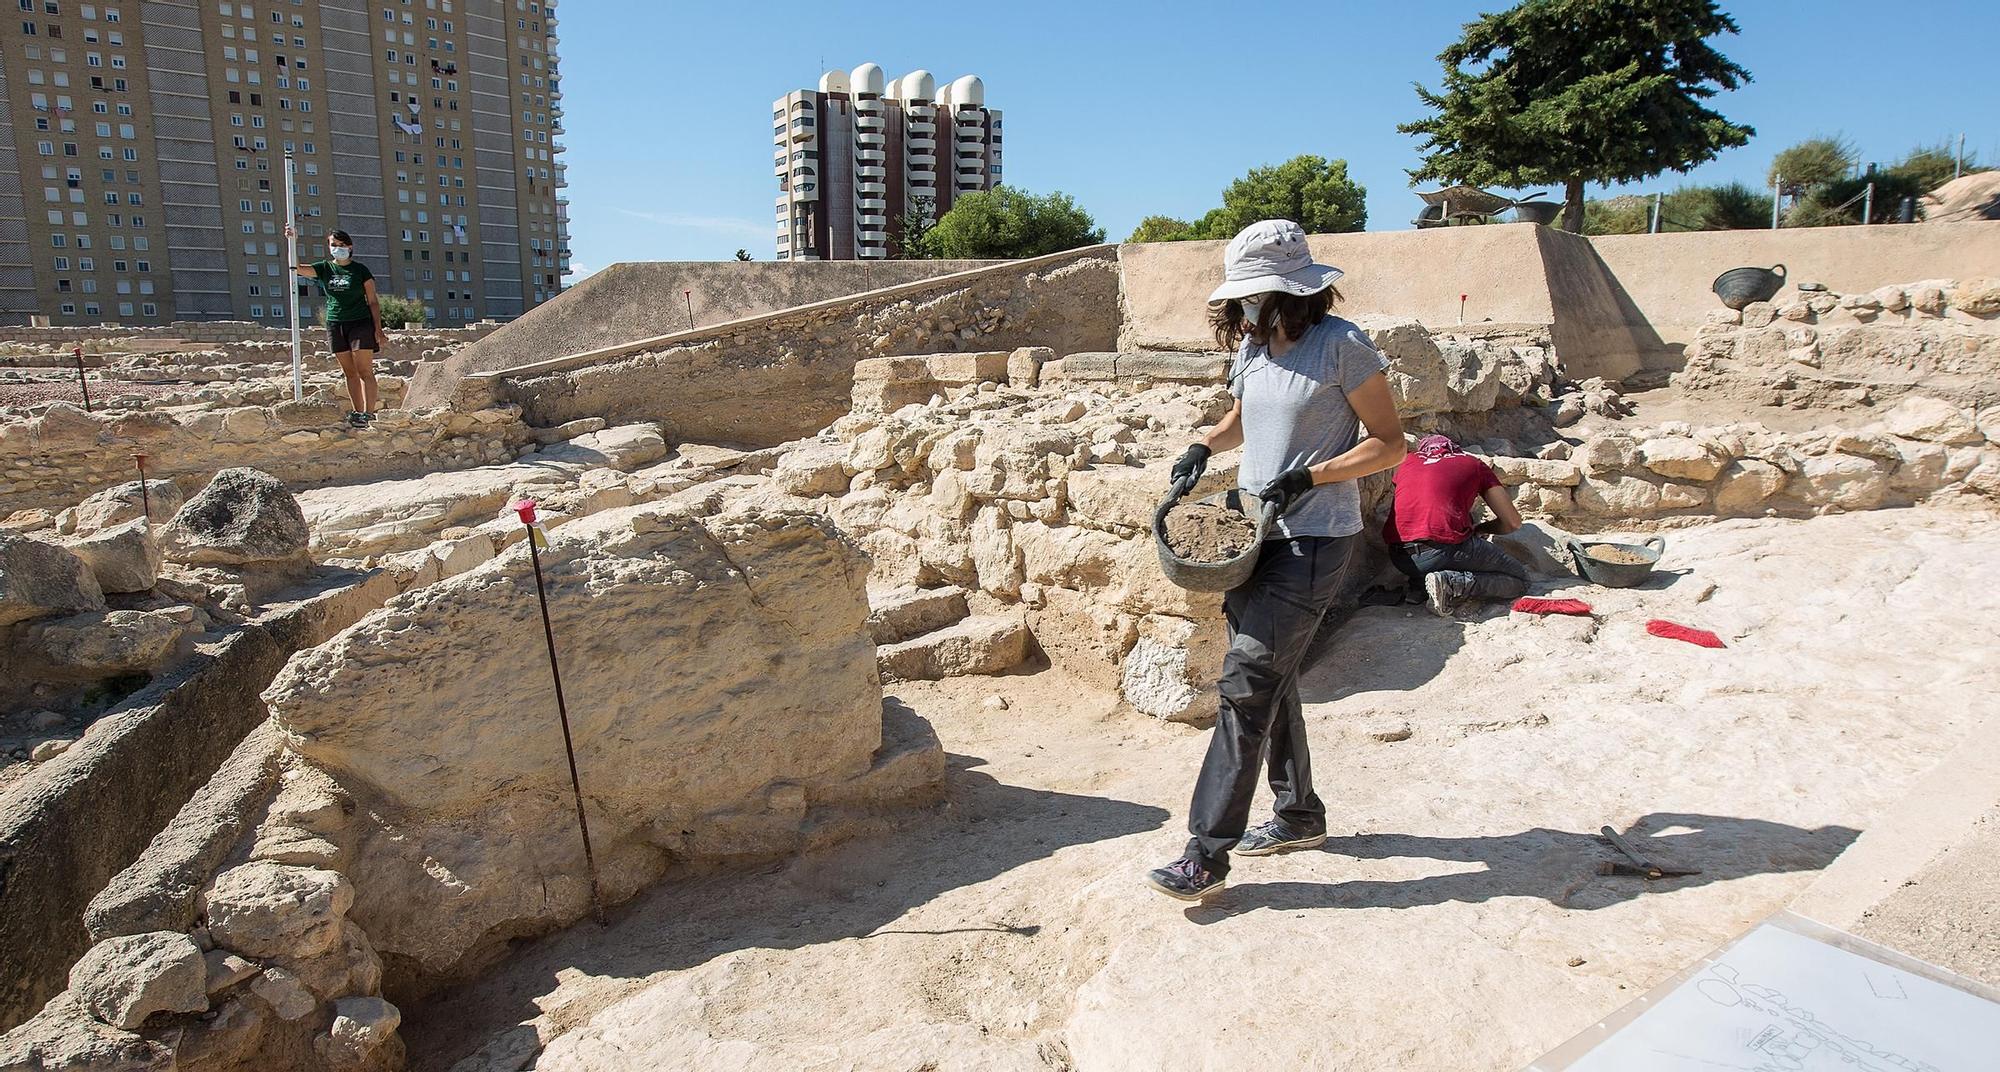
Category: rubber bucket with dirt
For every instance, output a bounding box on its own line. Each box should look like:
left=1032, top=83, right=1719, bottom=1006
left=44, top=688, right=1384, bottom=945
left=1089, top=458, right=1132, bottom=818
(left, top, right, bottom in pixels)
left=1153, top=488, right=1274, bottom=592
left=1566, top=535, right=1666, bottom=588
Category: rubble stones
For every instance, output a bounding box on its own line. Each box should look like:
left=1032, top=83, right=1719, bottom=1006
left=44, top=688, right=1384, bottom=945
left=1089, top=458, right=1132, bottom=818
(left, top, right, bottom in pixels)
left=64, top=517, right=163, bottom=593
left=67, top=931, right=208, bottom=1029
left=315, top=996, right=404, bottom=1072
left=1637, top=437, right=1729, bottom=482
left=32, top=608, right=194, bottom=673
left=202, top=862, right=354, bottom=960
left=1883, top=396, right=1982, bottom=445
left=162, top=467, right=311, bottom=567
left=0, top=532, right=106, bottom=627
left=1712, top=460, right=1789, bottom=514
left=1949, top=278, right=2000, bottom=316
left=65, top=479, right=186, bottom=536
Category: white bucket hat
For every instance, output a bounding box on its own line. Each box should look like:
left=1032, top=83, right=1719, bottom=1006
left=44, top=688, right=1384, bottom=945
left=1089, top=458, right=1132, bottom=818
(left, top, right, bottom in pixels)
left=1206, top=219, right=1344, bottom=304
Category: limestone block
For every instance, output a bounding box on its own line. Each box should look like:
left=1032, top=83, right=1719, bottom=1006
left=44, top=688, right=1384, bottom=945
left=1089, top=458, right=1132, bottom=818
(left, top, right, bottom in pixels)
left=1637, top=437, right=1728, bottom=481
left=68, top=931, right=208, bottom=1029
left=1870, top=285, right=1909, bottom=312
left=1059, top=352, right=1121, bottom=382
left=1512, top=484, right=1574, bottom=514
left=250, top=966, right=317, bottom=1020
left=1883, top=396, right=1982, bottom=445
left=1026, top=587, right=1137, bottom=692
left=0, top=532, right=107, bottom=626
left=203, top=950, right=260, bottom=997
left=34, top=402, right=102, bottom=445
left=1355, top=317, right=1450, bottom=416
left=1573, top=475, right=1661, bottom=517
left=1657, top=482, right=1709, bottom=509
left=772, top=440, right=851, bottom=497
left=866, top=585, right=969, bottom=645
left=315, top=996, right=404, bottom=1072
left=1798, top=454, right=1891, bottom=510
left=65, top=518, right=163, bottom=593
left=1712, top=460, right=1788, bottom=515
left=530, top=423, right=668, bottom=470
left=1440, top=340, right=1502, bottom=413
left=68, top=479, right=185, bottom=535
left=1889, top=439, right=1948, bottom=492
left=1119, top=614, right=1224, bottom=725
left=1908, top=284, right=1946, bottom=315
left=1067, top=463, right=1171, bottom=530
left=1489, top=457, right=1580, bottom=487
left=925, top=350, right=1008, bottom=385
left=1117, top=351, right=1229, bottom=385
left=876, top=613, right=1030, bottom=682
left=162, top=467, right=311, bottom=567
left=202, top=862, right=354, bottom=960
left=1838, top=292, right=1881, bottom=314
left=1007, top=346, right=1054, bottom=388
left=1831, top=430, right=1902, bottom=461
left=32, top=608, right=194, bottom=673
left=271, top=399, right=347, bottom=429
left=1576, top=435, right=1637, bottom=476
left=1778, top=302, right=1812, bottom=322
left=968, top=507, right=1023, bottom=597
left=263, top=498, right=883, bottom=979
left=1740, top=302, right=1776, bottom=327
left=1949, top=277, right=2000, bottom=316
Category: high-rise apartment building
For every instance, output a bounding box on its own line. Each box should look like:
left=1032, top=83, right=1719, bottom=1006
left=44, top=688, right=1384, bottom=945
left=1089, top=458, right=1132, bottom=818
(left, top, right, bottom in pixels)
left=0, top=0, right=570, bottom=328
left=774, top=63, right=1001, bottom=261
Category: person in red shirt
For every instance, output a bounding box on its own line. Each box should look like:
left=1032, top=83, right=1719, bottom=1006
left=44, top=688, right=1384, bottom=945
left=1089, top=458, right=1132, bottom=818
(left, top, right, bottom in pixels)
left=1383, top=435, right=1528, bottom=615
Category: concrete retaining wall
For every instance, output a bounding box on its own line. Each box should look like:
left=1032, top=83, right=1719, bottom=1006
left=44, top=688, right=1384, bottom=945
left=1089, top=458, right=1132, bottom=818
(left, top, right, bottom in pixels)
left=0, top=321, right=500, bottom=349
left=0, top=568, right=395, bottom=1031
left=489, top=247, right=1123, bottom=446
left=1587, top=221, right=2000, bottom=359
left=408, top=259, right=996, bottom=409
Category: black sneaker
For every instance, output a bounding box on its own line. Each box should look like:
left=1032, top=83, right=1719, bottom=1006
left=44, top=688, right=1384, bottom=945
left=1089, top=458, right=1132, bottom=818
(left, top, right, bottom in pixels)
left=346, top=411, right=367, bottom=429
left=359, top=411, right=378, bottom=423
left=1144, top=856, right=1226, bottom=902
left=1235, top=820, right=1328, bottom=857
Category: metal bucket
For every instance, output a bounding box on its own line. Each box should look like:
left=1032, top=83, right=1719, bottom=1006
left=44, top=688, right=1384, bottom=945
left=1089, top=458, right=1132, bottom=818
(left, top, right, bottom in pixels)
left=1710, top=263, right=1787, bottom=310
left=1153, top=488, right=1274, bottom=592
left=1565, top=535, right=1666, bottom=588
left=1513, top=201, right=1562, bottom=226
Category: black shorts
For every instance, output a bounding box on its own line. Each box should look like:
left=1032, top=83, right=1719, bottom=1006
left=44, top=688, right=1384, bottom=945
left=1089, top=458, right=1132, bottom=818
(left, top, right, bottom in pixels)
left=327, top=319, right=377, bottom=354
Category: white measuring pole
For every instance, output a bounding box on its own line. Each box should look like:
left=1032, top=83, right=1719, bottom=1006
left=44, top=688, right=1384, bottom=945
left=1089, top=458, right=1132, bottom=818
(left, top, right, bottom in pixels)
left=284, top=150, right=302, bottom=401
left=1771, top=174, right=1782, bottom=229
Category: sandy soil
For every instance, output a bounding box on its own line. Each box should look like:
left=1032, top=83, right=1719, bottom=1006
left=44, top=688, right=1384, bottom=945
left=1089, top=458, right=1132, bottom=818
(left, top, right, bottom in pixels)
left=1161, top=500, right=1257, bottom=563
left=403, top=508, right=2000, bottom=1072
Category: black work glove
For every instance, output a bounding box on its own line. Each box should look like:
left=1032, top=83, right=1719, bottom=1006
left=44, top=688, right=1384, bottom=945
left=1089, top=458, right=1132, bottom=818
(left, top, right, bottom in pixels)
left=1168, top=442, right=1211, bottom=497
left=1258, top=467, right=1316, bottom=514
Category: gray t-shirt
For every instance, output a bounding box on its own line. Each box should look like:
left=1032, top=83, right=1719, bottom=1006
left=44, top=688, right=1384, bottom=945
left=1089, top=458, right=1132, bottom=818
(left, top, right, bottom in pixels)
left=1229, top=315, right=1390, bottom=539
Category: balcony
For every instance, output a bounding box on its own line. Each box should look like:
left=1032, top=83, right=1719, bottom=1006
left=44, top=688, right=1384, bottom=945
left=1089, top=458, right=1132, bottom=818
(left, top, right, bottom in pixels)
left=906, top=135, right=936, bottom=151
left=554, top=173, right=567, bottom=188
left=857, top=196, right=886, bottom=212
left=552, top=141, right=566, bottom=154
left=906, top=152, right=937, bottom=169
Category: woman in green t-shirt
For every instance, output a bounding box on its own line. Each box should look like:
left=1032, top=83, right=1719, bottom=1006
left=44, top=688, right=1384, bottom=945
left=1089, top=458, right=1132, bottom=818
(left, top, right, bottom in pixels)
left=289, top=226, right=386, bottom=428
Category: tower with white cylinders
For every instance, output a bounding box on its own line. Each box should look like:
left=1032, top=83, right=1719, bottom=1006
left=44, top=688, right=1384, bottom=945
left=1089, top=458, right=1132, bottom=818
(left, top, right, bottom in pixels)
left=772, top=64, right=1001, bottom=260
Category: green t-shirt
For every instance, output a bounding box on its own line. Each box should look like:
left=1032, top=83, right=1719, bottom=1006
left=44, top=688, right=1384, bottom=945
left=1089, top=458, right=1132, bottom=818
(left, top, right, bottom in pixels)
left=309, top=258, right=374, bottom=324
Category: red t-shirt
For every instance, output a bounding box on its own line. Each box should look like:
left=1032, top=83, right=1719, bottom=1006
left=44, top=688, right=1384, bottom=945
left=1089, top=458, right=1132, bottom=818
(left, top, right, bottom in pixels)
left=1383, top=452, right=1501, bottom=544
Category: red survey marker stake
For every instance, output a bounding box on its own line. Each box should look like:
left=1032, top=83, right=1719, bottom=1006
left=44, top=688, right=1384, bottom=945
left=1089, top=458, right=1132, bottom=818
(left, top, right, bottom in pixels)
left=512, top=498, right=606, bottom=923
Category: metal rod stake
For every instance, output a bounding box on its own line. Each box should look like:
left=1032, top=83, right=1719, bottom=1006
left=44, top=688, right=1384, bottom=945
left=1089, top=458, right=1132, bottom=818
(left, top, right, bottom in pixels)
left=75, top=346, right=92, bottom=413
left=134, top=454, right=151, bottom=523
left=522, top=515, right=606, bottom=924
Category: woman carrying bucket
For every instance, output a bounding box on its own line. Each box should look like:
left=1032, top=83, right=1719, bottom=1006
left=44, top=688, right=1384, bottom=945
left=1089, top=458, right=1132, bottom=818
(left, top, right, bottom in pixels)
left=1145, top=220, right=1406, bottom=902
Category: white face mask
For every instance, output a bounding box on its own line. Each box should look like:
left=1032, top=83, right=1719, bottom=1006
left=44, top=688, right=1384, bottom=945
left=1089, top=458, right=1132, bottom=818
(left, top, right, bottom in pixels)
left=1238, top=296, right=1264, bottom=326
left=329, top=244, right=352, bottom=263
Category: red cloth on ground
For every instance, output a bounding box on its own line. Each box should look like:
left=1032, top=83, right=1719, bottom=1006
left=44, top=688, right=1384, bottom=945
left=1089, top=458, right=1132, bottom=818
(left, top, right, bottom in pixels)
left=1512, top=597, right=1594, bottom=617
left=1647, top=619, right=1725, bottom=648
left=1382, top=453, right=1502, bottom=545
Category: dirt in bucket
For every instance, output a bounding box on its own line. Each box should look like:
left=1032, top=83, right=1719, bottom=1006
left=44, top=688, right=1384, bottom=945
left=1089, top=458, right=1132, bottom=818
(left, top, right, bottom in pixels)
left=1164, top=501, right=1258, bottom=563
left=1585, top=544, right=1652, bottom=565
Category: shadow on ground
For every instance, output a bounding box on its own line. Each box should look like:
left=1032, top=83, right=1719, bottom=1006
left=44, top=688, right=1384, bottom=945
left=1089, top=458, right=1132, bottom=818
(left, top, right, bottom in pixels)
left=1299, top=605, right=1465, bottom=703
left=1186, top=812, right=1860, bottom=923
left=401, top=751, right=1168, bottom=1071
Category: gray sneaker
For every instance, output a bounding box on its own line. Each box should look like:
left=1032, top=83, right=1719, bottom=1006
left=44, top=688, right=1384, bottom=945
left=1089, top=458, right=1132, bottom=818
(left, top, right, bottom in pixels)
left=1424, top=572, right=1465, bottom=618
left=1236, top=820, right=1328, bottom=857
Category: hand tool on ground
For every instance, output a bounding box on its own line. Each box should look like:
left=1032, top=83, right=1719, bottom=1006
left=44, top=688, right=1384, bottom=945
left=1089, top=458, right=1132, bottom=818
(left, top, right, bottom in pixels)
left=1597, top=825, right=1703, bottom=879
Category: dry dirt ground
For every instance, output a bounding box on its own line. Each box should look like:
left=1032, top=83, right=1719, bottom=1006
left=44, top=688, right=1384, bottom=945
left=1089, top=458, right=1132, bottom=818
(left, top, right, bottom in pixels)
left=404, top=507, right=1999, bottom=1072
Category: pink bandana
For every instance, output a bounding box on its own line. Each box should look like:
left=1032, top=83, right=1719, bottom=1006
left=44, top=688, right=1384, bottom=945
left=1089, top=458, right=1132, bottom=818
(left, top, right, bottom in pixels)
left=1415, top=435, right=1460, bottom=461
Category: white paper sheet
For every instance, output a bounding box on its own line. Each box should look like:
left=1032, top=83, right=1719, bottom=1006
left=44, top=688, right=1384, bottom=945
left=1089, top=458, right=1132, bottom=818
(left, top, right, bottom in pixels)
left=1567, top=923, right=2000, bottom=1071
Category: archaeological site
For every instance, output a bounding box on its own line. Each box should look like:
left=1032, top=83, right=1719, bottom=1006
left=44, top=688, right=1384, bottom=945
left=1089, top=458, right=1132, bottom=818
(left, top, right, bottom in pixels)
left=2, top=221, right=1998, bottom=1070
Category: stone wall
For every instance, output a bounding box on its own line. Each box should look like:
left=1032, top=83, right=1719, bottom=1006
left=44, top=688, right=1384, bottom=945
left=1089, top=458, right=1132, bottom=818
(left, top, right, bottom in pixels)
left=1589, top=220, right=2000, bottom=357
left=489, top=247, right=1123, bottom=446
left=1, top=496, right=945, bottom=1071
left=0, top=569, right=393, bottom=1033
left=1515, top=396, right=1998, bottom=525
left=0, top=401, right=533, bottom=518
left=1675, top=278, right=2000, bottom=412
left=417, top=258, right=1000, bottom=398
left=0, top=321, right=501, bottom=349
left=768, top=318, right=1562, bottom=725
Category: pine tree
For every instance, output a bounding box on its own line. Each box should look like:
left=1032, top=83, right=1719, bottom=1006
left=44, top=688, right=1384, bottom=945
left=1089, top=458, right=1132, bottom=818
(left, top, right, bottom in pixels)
left=1400, top=0, right=1754, bottom=232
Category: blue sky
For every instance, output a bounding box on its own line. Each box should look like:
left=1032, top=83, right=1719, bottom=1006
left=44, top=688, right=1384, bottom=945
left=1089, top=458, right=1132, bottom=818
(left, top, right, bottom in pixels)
left=558, top=0, right=1993, bottom=274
